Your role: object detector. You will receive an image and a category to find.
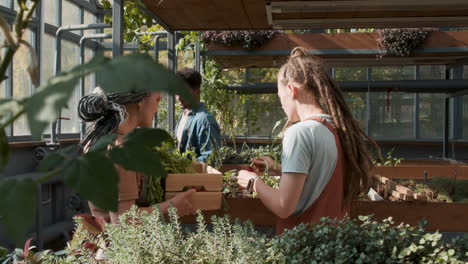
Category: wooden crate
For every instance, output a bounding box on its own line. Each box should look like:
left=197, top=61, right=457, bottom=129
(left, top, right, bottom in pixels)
left=165, top=192, right=222, bottom=211
left=372, top=164, right=468, bottom=180
left=177, top=197, right=276, bottom=227
left=165, top=166, right=223, bottom=210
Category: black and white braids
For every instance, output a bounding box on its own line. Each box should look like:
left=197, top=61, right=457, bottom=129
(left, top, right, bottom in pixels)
left=78, top=87, right=150, bottom=150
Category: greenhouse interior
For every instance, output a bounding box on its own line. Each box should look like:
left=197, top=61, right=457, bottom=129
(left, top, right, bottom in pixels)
left=0, top=0, right=467, bottom=263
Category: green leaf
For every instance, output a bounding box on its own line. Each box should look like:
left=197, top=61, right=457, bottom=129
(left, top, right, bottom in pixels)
left=37, top=152, right=66, bottom=172
left=0, top=99, right=23, bottom=120
left=24, top=55, right=108, bottom=139
left=109, top=128, right=171, bottom=179
left=0, top=246, right=6, bottom=258
left=95, top=53, right=194, bottom=105
left=0, top=178, right=36, bottom=244
left=122, top=128, right=172, bottom=149
left=62, top=152, right=119, bottom=212
left=89, top=134, right=117, bottom=152
left=109, top=147, right=166, bottom=179
left=37, top=146, right=76, bottom=172
left=0, top=128, right=8, bottom=170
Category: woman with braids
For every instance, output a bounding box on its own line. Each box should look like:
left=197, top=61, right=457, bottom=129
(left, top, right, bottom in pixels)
left=237, top=47, right=377, bottom=234
left=78, top=88, right=196, bottom=224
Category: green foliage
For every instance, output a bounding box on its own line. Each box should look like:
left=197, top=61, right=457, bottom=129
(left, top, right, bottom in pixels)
left=202, top=31, right=280, bottom=49
left=0, top=178, right=36, bottom=243
left=43, top=207, right=271, bottom=264
left=1, top=51, right=193, bottom=243
left=25, top=55, right=107, bottom=139
left=34, top=212, right=468, bottom=264
left=208, top=143, right=282, bottom=171
left=377, top=28, right=434, bottom=58
left=269, top=216, right=468, bottom=264
left=373, top=148, right=404, bottom=166
left=100, top=0, right=155, bottom=44
left=153, top=140, right=196, bottom=174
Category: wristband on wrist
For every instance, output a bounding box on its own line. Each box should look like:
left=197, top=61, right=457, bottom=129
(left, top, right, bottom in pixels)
left=247, top=176, right=259, bottom=192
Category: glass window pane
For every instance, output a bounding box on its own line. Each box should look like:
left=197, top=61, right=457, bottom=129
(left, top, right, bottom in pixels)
left=245, top=94, right=285, bottom=137
left=12, top=29, right=34, bottom=135
left=62, top=1, right=81, bottom=27
left=370, top=92, right=415, bottom=138
left=84, top=48, right=94, bottom=95
left=84, top=10, right=97, bottom=27
left=61, top=40, right=79, bottom=134
left=41, top=34, right=55, bottom=86
left=44, top=0, right=57, bottom=25
left=419, top=94, right=444, bottom=139
left=418, top=65, right=445, bottom=80
left=463, top=95, right=468, bottom=139
left=335, top=67, right=367, bottom=81
left=248, top=68, right=279, bottom=83
left=0, top=30, right=5, bottom=99
left=371, top=66, right=415, bottom=81
left=344, top=92, right=367, bottom=131
left=0, top=0, right=11, bottom=8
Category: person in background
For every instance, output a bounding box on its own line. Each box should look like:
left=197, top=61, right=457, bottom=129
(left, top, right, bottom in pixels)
left=237, top=48, right=377, bottom=234
left=175, top=68, right=221, bottom=162
left=78, top=88, right=196, bottom=224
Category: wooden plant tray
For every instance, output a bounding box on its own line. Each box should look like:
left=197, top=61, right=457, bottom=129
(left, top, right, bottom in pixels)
left=350, top=200, right=468, bottom=232
left=372, top=164, right=468, bottom=180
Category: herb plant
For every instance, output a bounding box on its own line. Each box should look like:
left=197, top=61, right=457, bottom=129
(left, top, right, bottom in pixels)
left=202, top=31, right=280, bottom=49
left=377, top=28, right=434, bottom=58
left=20, top=211, right=468, bottom=264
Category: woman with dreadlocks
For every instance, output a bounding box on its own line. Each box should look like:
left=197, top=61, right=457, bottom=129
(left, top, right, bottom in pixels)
left=78, top=88, right=196, bottom=224
left=237, top=47, right=377, bottom=234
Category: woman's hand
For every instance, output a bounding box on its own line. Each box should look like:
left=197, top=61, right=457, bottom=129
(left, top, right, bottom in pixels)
left=169, top=189, right=197, bottom=217
left=237, top=170, right=258, bottom=189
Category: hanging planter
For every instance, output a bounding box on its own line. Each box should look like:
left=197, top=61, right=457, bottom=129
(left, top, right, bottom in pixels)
left=377, top=28, right=435, bottom=58
left=201, top=30, right=280, bottom=49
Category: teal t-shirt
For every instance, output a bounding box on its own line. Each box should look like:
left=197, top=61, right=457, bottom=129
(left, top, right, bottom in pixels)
left=281, top=114, right=337, bottom=216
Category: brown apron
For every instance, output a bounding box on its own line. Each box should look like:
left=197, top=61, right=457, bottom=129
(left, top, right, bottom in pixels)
left=276, top=116, right=348, bottom=235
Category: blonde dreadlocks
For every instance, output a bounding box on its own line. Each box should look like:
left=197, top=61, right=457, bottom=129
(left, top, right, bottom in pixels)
left=279, top=47, right=379, bottom=206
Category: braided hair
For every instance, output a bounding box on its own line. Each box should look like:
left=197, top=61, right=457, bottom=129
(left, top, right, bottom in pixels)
left=78, top=87, right=150, bottom=150
left=279, top=47, right=379, bottom=207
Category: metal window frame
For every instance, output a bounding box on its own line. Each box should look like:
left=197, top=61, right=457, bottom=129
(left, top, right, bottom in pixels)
left=0, top=0, right=102, bottom=140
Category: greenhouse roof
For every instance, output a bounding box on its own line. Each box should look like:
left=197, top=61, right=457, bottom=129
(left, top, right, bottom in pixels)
left=142, top=0, right=468, bottom=31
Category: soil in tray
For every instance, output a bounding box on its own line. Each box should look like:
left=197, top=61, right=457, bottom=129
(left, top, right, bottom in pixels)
left=395, top=177, right=468, bottom=203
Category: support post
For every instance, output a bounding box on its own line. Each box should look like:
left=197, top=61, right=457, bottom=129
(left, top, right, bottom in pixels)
left=112, top=0, right=124, bottom=57
left=443, top=66, right=451, bottom=159
left=366, top=67, right=372, bottom=136
left=195, top=37, right=201, bottom=72
left=167, top=31, right=177, bottom=132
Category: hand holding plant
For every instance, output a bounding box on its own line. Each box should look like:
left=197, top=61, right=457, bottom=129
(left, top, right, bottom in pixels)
left=168, top=189, right=197, bottom=217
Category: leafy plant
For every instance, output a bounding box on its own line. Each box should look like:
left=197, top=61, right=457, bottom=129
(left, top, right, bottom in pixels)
left=377, top=28, right=434, bottom=58
left=23, top=211, right=468, bottom=264
left=269, top=216, right=468, bottom=264
left=42, top=207, right=271, bottom=264
left=202, top=31, right=280, bottom=49
left=373, top=148, right=404, bottom=166
left=0, top=1, right=195, bottom=245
